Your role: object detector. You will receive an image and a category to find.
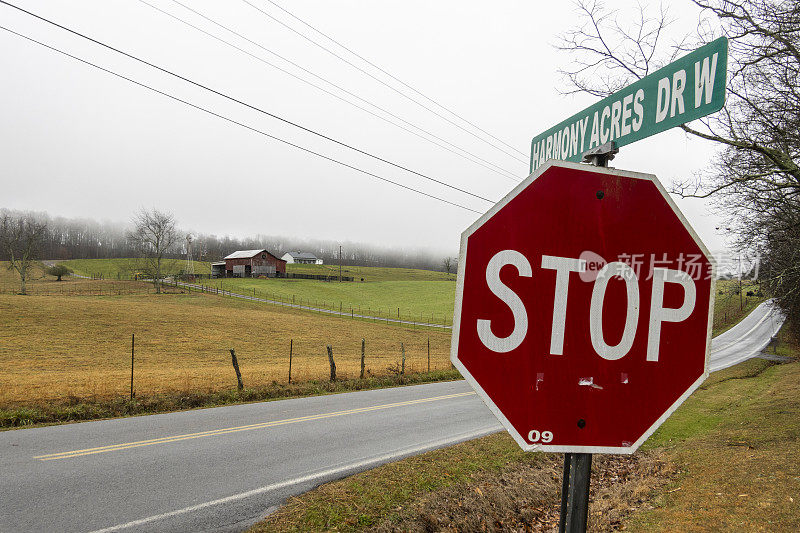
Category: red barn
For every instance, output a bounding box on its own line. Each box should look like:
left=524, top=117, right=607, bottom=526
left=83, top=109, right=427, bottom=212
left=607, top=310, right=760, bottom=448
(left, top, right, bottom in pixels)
left=219, top=249, right=286, bottom=278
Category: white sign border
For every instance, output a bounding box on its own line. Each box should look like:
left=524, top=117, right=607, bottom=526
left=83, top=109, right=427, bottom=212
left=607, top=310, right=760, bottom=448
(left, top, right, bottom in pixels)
left=450, top=159, right=717, bottom=454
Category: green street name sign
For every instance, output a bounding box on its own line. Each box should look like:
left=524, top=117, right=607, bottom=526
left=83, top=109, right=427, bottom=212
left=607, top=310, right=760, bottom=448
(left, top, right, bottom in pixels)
left=530, top=37, right=728, bottom=172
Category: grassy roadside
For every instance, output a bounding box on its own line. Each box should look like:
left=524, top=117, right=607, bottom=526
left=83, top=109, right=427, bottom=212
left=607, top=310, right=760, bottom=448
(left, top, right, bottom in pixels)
left=625, top=325, right=800, bottom=531
left=0, top=369, right=461, bottom=430
left=253, top=434, right=677, bottom=532
left=250, top=330, right=798, bottom=532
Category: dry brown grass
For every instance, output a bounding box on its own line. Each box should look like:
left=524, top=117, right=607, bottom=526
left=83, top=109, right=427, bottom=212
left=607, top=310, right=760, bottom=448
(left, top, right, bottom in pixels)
left=0, top=262, right=155, bottom=296
left=252, top=431, right=677, bottom=533
left=365, top=452, right=676, bottom=532
left=0, top=284, right=451, bottom=406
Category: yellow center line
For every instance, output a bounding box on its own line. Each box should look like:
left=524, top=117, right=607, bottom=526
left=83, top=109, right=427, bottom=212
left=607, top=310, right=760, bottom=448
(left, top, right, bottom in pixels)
left=34, top=391, right=476, bottom=461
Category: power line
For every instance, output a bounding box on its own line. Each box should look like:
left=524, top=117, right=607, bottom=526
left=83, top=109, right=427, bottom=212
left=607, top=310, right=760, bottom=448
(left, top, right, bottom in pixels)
left=242, top=0, right=528, bottom=164
left=0, top=24, right=483, bottom=214
left=140, top=0, right=518, bottom=182
left=0, top=0, right=500, bottom=205
left=264, top=0, right=528, bottom=159
left=154, top=0, right=520, bottom=182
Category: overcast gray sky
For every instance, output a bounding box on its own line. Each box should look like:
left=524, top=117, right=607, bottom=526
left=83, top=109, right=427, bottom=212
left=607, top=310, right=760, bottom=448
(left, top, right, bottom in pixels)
left=0, top=0, right=728, bottom=257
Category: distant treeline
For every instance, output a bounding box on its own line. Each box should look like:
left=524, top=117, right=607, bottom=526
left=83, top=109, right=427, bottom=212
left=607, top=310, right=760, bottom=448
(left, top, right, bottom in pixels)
left=0, top=208, right=454, bottom=271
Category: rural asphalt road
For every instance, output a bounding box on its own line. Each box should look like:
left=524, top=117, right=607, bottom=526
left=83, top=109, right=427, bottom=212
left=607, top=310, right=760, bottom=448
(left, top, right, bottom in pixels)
left=0, top=302, right=784, bottom=533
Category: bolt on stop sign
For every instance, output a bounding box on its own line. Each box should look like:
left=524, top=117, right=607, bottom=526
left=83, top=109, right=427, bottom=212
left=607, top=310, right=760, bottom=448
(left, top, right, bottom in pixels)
left=451, top=161, right=715, bottom=454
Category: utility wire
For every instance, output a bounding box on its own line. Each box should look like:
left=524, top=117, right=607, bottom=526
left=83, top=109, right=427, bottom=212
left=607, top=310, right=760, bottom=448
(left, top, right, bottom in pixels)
left=242, top=0, right=528, bottom=164
left=264, top=0, right=528, bottom=159
left=156, top=0, right=520, bottom=182
left=0, top=24, right=482, bottom=214
left=0, top=0, right=499, bottom=204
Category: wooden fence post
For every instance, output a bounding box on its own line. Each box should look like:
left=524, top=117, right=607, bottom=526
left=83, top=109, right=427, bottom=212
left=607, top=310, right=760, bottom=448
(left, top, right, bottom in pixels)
left=427, top=337, right=430, bottom=373
left=360, top=338, right=366, bottom=379
left=130, top=333, right=135, bottom=400
left=400, top=342, right=406, bottom=382
left=229, top=348, right=244, bottom=390
left=288, top=339, right=293, bottom=384
left=327, top=345, right=336, bottom=382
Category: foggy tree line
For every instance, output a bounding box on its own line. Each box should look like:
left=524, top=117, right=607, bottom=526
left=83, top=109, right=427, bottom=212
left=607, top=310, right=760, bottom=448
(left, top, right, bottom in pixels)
left=0, top=208, right=454, bottom=272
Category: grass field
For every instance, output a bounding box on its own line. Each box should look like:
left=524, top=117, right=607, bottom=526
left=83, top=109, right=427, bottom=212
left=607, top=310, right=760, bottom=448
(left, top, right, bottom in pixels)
left=281, top=263, right=454, bottom=282
left=1, top=262, right=764, bottom=421
left=61, top=257, right=210, bottom=278
left=0, top=270, right=452, bottom=407
left=251, top=330, right=799, bottom=532
left=197, top=277, right=455, bottom=325
left=0, top=262, right=160, bottom=296
left=62, top=258, right=457, bottom=325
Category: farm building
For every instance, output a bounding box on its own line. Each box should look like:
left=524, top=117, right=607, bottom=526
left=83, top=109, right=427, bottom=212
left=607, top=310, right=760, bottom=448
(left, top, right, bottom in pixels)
left=210, top=261, right=226, bottom=278
left=281, top=251, right=323, bottom=265
left=212, top=249, right=287, bottom=278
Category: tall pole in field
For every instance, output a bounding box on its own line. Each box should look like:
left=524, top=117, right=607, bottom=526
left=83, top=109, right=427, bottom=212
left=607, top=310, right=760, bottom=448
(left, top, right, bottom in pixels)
left=339, top=245, right=342, bottom=282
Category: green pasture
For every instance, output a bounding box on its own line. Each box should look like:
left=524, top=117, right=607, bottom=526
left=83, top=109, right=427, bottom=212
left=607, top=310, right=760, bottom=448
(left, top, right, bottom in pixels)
left=61, top=258, right=211, bottom=278
left=198, top=277, right=455, bottom=324
left=279, top=263, right=454, bottom=282
left=62, top=258, right=456, bottom=323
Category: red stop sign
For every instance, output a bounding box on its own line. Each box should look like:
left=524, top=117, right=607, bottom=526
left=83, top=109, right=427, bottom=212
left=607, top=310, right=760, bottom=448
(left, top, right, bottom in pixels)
left=452, top=161, right=715, bottom=453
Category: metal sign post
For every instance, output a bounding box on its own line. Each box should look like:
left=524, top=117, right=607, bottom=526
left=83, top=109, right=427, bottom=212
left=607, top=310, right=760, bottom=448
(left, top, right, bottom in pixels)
left=558, top=141, right=618, bottom=533
left=560, top=452, right=592, bottom=532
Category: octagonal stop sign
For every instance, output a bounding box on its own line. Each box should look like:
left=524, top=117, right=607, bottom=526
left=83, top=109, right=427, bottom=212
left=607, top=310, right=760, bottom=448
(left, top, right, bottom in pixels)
left=451, top=161, right=715, bottom=454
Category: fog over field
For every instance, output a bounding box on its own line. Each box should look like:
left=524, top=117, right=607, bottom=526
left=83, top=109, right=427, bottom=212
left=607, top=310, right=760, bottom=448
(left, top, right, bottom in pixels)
left=0, top=0, right=728, bottom=256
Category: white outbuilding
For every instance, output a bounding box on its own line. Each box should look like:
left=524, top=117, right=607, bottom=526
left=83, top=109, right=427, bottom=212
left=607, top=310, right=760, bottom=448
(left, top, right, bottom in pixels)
left=281, top=251, right=323, bottom=265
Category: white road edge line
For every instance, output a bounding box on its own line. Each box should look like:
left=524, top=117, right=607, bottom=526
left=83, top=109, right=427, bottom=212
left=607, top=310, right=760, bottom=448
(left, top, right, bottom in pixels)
left=86, top=426, right=501, bottom=533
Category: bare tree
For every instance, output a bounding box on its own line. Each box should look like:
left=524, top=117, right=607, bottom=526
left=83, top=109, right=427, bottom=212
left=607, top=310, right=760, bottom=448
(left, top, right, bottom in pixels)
left=556, top=1, right=679, bottom=98
left=557, top=0, right=799, bottom=194
left=0, top=213, right=48, bottom=295
left=128, top=208, right=178, bottom=294
left=443, top=257, right=453, bottom=275
left=558, top=0, right=800, bottom=334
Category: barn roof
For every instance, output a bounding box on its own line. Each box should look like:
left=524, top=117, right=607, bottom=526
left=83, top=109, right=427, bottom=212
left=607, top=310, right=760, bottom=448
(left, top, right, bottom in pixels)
left=224, top=249, right=268, bottom=259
